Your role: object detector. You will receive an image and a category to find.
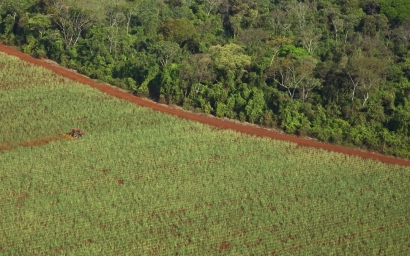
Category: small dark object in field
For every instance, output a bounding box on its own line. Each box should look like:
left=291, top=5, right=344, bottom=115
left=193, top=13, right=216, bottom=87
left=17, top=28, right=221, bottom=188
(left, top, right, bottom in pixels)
left=70, top=128, right=84, bottom=138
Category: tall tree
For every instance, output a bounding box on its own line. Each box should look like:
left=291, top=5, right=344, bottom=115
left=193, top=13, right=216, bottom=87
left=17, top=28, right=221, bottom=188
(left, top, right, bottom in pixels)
left=137, top=0, right=160, bottom=38
left=105, top=4, right=125, bottom=56
left=203, top=0, right=223, bottom=16
left=179, top=54, right=214, bottom=98
left=49, top=0, right=92, bottom=50
left=298, top=25, right=321, bottom=53
left=379, top=0, right=410, bottom=24
left=209, top=43, right=251, bottom=81
left=150, top=40, right=182, bottom=67
left=27, top=14, right=52, bottom=39
left=346, top=56, right=388, bottom=107
left=266, top=55, right=319, bottom=100
left=269, top=8, right=291, bottom=36
left=159, top=18, right=196, bottom=45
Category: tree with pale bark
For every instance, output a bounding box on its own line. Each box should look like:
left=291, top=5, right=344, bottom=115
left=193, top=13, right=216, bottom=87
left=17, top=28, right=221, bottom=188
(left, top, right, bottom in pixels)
left=49, top=0, right=92, bottom=50
left=346, top=56, right=388, bottom=107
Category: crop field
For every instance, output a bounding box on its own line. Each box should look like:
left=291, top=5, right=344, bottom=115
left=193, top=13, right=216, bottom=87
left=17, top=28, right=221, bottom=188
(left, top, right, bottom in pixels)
left=1, top=52, right=410, bottom=255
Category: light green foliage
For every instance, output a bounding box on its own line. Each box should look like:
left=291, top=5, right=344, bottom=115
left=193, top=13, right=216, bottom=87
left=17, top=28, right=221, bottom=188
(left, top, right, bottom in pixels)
left=278, top=44, right=310, bottom=58
left=1, top=48, right=410, bottom=255
left=27, top=14, right=52, bottom=38
left=209, top=43, right=251, bottom=72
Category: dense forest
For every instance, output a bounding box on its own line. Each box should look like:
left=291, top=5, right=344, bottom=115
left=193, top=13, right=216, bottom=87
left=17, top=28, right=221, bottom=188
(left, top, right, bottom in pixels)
left=1, top=0, right=410, bottom=158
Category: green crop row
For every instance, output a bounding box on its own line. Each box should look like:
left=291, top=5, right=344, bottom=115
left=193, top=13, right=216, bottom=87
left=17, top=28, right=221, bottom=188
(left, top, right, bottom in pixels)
left=1, top=52, right=409, bottom=255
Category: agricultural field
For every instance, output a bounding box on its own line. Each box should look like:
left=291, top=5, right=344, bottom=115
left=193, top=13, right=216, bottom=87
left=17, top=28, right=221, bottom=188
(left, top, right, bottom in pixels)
left=1, top=51, right=410, bottom=255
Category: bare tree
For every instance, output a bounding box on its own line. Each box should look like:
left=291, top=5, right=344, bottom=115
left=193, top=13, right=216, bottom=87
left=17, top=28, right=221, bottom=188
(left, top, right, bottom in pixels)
left=291, top=1, right=309, bottom=29
left=301, top=77, right=321, bottom=102
left=346, top=56, right=388, bottom=107
left=266, top=56, right=315, bottom=99
left=296, top=56, right=321, bottom=102
left=124, top=1, right=140, bottom=34
left=298, top=25, right=321, bottom=53
left=51, top=0, right=91, bottom=50
left=105, top=5, right=125, bottom=56
left=265, top=55, right=320, bottom=101
left=269, top=8, right=291, bottom=35
left=203, top=0, right=223, bottom=16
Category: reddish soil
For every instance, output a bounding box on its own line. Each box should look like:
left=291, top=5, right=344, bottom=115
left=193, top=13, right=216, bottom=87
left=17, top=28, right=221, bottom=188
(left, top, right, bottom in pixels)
left=220, top=242, right=230, bottom=250
left=0, top=142, right=12, bottom=151
left=0, top=137, right=60, bottom=152
left=19, top=137, right=60, bottom=147
left=1, top=43, right=410, bottom=166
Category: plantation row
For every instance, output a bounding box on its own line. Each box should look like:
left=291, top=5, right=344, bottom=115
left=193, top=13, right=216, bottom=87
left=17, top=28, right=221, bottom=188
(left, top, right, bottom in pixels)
left=1, top=52, right=409, bottom=254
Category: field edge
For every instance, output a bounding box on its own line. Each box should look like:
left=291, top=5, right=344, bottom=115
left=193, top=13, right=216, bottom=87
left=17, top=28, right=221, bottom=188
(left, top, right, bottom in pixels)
left=1, top=43, right=410, bottom=167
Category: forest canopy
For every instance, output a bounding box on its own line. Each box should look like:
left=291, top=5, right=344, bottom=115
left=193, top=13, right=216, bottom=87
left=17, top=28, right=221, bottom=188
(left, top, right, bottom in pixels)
left=1, top=0, right=410, bottom=158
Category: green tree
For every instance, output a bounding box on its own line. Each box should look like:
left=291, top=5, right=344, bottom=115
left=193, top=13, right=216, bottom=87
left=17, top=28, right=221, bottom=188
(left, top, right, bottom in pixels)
left=203, top=0, right=223, bottom=16
left=136, top=0, right=160, bottom=38
left=28, top=14, right=52, bottom=39
left=209, top=43, right=251, bottom=82
left=346, top=56, right=388, bottom=107
left=360, top=14, right=389, bottom=36
left=159, top=18, right=197, bottom=47
left=160, top=63, right=181, bottom=104
left=179, top=54, right=214, bottom=99
left=245, top=87, right=266, bottom=123
left=150, top=40, right=182, bottom=67
left=49, top=1, right=93, bottom=50
left=379, top=0, right=410, bottom=24
left=0, top=0, right=33, bottom=42
left=104, top=4, right=126, bottom=58
left=298, top=25, right=321, bottom=53
left=266, top=55, right=319, bottom=100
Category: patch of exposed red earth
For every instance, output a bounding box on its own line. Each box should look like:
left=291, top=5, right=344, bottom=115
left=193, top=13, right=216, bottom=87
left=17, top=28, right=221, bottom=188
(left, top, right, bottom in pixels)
left=1, top=43, right=410, bottom=166
left=19, top=137, right=60, bottom=147
left=220, top=242, right=230, bottom=250
left=0, top=137, right=61, bottom=152
left=0, top=142, right=12, bottom=151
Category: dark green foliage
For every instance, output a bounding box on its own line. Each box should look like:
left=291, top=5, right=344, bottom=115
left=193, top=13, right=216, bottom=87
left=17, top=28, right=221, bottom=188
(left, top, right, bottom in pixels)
left=1, top=0, right=410, bottom=158
left=379, top=0, right=410, bottom=24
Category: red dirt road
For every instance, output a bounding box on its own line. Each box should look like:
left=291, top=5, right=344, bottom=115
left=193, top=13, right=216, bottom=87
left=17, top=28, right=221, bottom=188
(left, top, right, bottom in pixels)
left=1, top=43, right=409, bottom=166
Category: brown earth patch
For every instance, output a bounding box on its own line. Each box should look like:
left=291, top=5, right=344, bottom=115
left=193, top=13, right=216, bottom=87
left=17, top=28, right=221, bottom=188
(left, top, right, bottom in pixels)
left=1, top=43, right=410, bottom=166
left=0, top=142, right=12, bottom=151
left=1, top=136, right=63, bottom=152
left=220, top=242, right=230, bottom=250
left=19, top=137, right=60, bottom=147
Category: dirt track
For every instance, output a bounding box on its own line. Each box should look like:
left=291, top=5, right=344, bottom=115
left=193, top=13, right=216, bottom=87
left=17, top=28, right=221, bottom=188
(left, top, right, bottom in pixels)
left=1, top=43, right=409, bottom=166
